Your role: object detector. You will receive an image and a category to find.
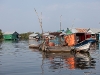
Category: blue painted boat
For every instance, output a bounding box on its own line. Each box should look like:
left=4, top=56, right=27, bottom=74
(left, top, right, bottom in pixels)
left=86, top=38, right=96, bottom=43
left=72, top=38, right=96, bottom=52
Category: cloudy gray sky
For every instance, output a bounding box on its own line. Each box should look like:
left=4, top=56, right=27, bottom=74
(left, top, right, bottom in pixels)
left=0, top=0, right=100, bottom=33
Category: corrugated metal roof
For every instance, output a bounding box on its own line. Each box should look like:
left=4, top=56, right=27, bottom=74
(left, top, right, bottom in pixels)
left=88, top=28, right=100, bottom=34
left=87, top=29, right=94, bottom=34
left=29, top=33, right=38, bottom=37
left=71, top=28, right=77, bottom=33
left=43, top=32, right=49, bottom=36
left=75, top=28, right=88, bottom=33
left=68, top=28, right=100, bottom=34
left=3, top=31, right=16, bottom=35
left=70, top=28, right=88, bottom=33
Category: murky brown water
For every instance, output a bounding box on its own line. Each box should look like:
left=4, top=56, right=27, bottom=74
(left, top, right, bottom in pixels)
left=0, top=40, right=100, bottom=75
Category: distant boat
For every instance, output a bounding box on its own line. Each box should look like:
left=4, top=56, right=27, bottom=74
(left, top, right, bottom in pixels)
left=29, top=40, right=41, bottom=49
left=72, top=38, right=96, bottom=52
left=29, top=44, right=40, bottom=49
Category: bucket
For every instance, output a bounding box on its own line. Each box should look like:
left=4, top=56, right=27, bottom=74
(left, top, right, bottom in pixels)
left=49, top=42, right=55, bottom=46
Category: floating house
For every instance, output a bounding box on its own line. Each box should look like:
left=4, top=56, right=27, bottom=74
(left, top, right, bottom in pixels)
left=64, top=33, right=91, bottom=46
left=43, top=32, right=49, bottom=38
left=64, top=28, right=91, bottom=46
left=3, top=31, right=19, bottom=40
left=65, top=28, right=88, bottom=34
left=87, top=28, right=100, bottom=41
left=43, top=32, right=55, bottom=40
left=29, top=33, right=40, bottom=40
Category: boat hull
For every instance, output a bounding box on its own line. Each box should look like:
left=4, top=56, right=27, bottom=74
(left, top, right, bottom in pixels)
left=74, top=42, right=91, bottom=52
left=29, top=44, right=39, bottom=49
left=72, top=38, right=95, bottom=52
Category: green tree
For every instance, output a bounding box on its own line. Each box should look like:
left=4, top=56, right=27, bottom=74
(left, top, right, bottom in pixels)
left=0, top=29, right=3, bottom=40
left=19, top=32, right=34, bottom=40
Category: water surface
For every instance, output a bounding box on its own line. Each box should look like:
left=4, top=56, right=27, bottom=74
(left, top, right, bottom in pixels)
left=0, top=40, right=100, bottom=75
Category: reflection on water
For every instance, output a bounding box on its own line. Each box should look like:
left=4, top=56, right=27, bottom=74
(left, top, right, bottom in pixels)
left=0, top=41, right=100, bottom=75
left=42, top=52, right=96, bottom=70
left=74, top=52, right=96, bottom=69
left=43, top=52, right=75, bottom=70
left=90, top=42, right=100, bottom=50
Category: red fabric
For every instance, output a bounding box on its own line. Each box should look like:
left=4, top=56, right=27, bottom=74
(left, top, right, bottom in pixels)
left=86, top=35, right=91, bottom=39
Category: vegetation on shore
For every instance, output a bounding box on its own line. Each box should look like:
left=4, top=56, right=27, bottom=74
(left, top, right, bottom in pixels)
left=0, top=29, right=42, bottom=40
left=0, top=29, right=3, bottom=40
left=19, top=32, right=41, bottom=40
left=19, top=32, right=34, bottom=40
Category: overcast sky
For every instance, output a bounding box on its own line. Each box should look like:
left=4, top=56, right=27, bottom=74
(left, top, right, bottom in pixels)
left=0, top=0, right=100, bottom=33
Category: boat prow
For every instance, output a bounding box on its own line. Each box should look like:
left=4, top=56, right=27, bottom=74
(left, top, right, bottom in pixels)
left=72, top=38, right=95, bottom=52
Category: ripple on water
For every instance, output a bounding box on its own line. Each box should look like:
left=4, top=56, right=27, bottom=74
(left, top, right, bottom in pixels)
left=0, top=41, right=100, bottom=75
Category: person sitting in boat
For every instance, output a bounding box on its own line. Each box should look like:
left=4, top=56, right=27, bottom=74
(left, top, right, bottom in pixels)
left=62, top=36, right=68, bottom=46
left=62, top=39, right=68, bottom=46
left=45, top=36, right=49, bottom=46
left=35, top=36, right=40, bottom=41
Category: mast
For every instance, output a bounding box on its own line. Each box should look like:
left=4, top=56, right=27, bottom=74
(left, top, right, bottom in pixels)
left=71, top=18, right=75, bottom=30
left=34, top=8, right=43, bottom=34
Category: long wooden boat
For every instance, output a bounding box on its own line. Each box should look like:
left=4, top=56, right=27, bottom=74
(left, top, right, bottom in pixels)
left=41, top=45, right=72, bottom=53
left=39, top=32, right=72, bottom=52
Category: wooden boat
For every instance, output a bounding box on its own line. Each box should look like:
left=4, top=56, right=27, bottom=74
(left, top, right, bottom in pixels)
left=39, top=32, right=72, bottom=52
left=72, top=38, right=96, bottom=52
left=73, top=42, right=91, bottom=52
left=41, top=45, right=71, bottom=53
left=29, top=44, right=40, bottom=49
left=29, top=39, right=41, bottom=49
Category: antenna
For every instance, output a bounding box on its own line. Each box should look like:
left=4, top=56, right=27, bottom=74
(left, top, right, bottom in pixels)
left=34, top=8, right=43, bottom=34
left=71, top=18, right=75, bottom=30
left=60, top=15, right=62, bottom=31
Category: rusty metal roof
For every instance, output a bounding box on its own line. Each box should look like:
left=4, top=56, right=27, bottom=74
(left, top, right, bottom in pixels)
left=70, top=28, right=88, bottom=33
left=75, top=28, right=88, bottom=33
